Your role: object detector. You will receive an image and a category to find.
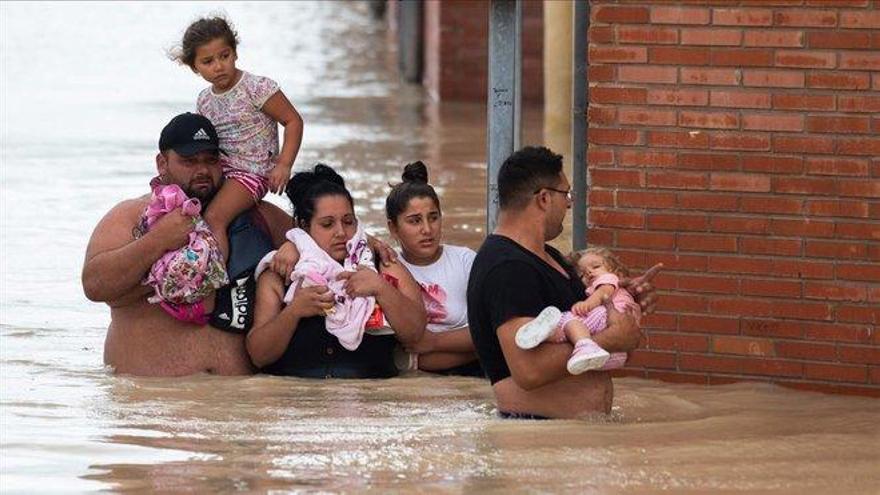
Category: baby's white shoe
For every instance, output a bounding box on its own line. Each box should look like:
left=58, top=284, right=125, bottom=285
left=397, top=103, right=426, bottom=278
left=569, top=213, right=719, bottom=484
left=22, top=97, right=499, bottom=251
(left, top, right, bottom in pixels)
left=515, top=306, right=562, bottom=350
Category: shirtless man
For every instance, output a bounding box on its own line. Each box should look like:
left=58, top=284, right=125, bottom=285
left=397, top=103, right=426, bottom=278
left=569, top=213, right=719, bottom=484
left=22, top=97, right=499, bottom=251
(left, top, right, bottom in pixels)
left=82, top=113, right=292, bottom=376
left=467, top=146, right=660, bottom=419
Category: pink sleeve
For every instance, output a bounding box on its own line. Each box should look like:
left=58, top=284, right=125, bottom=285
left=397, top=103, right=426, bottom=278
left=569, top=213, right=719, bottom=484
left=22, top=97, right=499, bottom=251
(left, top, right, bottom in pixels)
left=245, top=74, right=280, bottom=109
left=586, top=273, right=620, bottom=296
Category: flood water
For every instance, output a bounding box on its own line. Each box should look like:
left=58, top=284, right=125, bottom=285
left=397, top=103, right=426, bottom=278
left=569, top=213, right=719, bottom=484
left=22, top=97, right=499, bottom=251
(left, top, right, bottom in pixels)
left=1, top=2, right=878, bottom=493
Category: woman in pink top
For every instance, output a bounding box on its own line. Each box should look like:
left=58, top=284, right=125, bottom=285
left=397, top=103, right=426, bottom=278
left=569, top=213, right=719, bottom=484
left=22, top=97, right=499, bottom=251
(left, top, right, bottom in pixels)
left=172, top=16, right=304, bottom=265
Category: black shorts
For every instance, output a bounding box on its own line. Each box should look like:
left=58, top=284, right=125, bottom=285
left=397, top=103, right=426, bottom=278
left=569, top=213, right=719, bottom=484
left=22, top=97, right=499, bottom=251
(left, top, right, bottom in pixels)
left=498, top=411, right=551, bottom=420
left=209, top=208, right=273, bottom=334
left=209, top=268, right=257, bottom=334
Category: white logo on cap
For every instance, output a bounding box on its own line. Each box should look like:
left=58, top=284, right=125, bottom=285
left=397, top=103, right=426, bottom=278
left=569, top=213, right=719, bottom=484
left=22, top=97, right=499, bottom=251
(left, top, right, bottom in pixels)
left=193, top=128, right=210, bottom=141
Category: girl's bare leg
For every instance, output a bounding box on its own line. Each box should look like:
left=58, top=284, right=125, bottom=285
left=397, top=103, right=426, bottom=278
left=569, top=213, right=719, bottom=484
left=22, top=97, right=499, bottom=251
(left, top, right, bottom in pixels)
left=203, top=179, right=255, bottom=263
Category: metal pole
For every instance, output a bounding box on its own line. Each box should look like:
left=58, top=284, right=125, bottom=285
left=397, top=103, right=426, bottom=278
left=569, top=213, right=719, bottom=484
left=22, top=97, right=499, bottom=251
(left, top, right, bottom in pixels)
left=572, top=0, right=588, bottom=251
left=513, top=0, right=522, bottom=150
left=398, top=0, right=423, bottom=83
left=487, top=0, right=521, bottom=233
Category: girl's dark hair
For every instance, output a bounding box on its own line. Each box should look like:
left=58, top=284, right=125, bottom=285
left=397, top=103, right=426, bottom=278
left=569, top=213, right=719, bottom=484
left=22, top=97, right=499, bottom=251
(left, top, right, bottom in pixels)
left=170, top=16, right=239, bottom=70
left=385, top=161, right=441, bottom=223
left=285, top=164, right=353, bottom=228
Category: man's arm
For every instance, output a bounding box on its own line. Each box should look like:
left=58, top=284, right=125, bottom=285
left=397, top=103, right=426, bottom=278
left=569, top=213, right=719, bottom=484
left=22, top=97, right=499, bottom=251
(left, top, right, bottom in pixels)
left=481, top=261, right=575, bottom=390
left=497, top=298, right=641, bottom=390
left=405, top=327, right=475, bottom=354
left=591, top=296, right=641, bottom=353
left=81, top=198, right=192, bottom=304
left=497, top=317, right=571, bottom=390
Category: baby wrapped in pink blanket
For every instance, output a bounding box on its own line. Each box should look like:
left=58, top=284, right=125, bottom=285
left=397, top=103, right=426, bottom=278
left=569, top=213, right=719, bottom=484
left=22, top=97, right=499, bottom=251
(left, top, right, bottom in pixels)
left=140, top=183, right=228, bottom=324
left=256, top=225, right=376, bottom=350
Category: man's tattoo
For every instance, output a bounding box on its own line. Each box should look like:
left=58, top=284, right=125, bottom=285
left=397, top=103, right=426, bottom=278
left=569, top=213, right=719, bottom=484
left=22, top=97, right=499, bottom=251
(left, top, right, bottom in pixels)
left=132, top=218, right=147, bottom=239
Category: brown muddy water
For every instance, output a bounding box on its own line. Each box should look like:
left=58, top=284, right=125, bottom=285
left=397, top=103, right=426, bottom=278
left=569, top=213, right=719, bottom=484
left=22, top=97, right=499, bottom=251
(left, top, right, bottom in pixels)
left=1, top=2, right=877, bottom=493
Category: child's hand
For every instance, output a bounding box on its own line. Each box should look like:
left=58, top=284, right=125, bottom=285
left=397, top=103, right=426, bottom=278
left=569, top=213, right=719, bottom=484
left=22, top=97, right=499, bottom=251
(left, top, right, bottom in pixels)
left=571, top=301, right=592, bottom=317
left=268, top=161, right=292, bottom=195
left=271, top=241, right=300, bottom=281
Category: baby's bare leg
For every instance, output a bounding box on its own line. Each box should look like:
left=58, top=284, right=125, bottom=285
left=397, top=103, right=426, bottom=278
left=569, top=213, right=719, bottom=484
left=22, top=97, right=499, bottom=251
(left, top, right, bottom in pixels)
left=562, top=318, right=593, bottom=345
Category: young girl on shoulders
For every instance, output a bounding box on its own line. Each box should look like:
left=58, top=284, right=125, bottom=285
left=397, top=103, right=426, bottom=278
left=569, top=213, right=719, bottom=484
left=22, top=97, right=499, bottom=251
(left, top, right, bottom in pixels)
left=515, top=247, right=640, bottom=375
left=172, top=16, right=304, bottom=262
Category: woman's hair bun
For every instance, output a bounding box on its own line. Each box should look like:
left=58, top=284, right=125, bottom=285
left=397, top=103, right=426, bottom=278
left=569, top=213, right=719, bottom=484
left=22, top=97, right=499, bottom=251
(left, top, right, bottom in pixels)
left=285, top=169, right=314, bottom=204
left=285, top=163, right=352, bottom=226
left=401, top=161, right=428, bottom=184
left=314, top=163, right=346, bottom=187
left=385, top=160, right=440, bottom=222
left=286, top=162, right=346, bottom=202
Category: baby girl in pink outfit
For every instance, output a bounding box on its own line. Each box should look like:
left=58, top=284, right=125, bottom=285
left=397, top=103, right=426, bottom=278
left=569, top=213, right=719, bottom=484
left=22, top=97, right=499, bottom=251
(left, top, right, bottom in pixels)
left=139, top=181, right=228, bottom=324
left=255, top=224, right=376, bottom=351
left=515, top=247, right=640, bottom=375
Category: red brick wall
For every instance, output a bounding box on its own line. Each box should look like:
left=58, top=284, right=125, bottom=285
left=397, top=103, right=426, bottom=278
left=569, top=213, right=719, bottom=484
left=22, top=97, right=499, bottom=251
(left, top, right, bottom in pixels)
left=422, top=0, right=544, bottom=102
left=587, top=1, right=880, bottom=396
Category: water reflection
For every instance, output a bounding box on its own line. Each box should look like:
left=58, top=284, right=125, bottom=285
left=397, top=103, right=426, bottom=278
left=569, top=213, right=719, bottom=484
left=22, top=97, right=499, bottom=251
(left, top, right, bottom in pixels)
left=85, top=374, right=495, bottom=492
left=77, top=374, right=880, bottom=493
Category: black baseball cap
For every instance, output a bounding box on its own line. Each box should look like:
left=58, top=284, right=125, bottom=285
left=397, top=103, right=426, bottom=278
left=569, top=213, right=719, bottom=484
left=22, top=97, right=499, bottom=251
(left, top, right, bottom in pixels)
left=158, top=112, right=225, bottom=156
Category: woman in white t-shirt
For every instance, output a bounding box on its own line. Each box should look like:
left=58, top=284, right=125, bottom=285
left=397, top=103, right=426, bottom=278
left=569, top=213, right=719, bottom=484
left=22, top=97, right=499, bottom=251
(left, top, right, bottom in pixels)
left=385, top=162, right=483, bottom=377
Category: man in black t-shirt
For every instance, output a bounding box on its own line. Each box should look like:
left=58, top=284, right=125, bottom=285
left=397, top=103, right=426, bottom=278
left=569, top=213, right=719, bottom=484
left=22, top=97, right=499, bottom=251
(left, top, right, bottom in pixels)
left=468, top=146, right=658, bottom=419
